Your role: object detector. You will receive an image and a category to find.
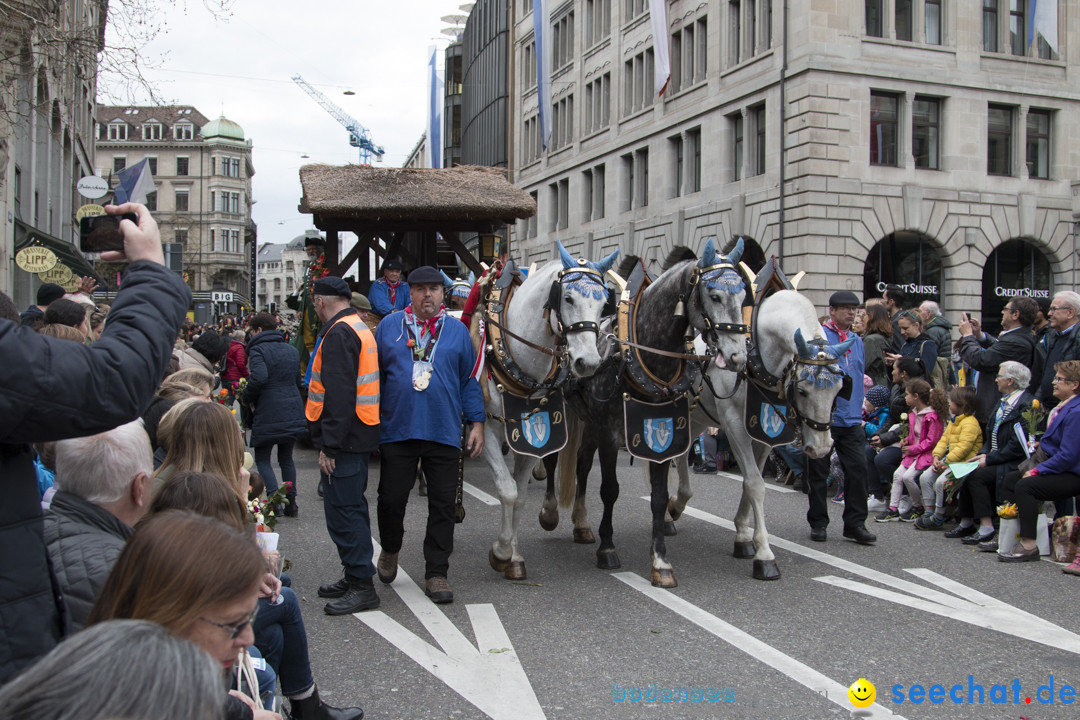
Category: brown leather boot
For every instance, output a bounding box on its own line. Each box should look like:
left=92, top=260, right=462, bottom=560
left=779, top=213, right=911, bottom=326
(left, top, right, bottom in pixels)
left=376, top=551, right=398, bottom=584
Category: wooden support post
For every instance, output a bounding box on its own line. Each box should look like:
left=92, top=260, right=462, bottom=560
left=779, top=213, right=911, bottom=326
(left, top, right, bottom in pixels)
left=443, top=231, right=484, bottom=277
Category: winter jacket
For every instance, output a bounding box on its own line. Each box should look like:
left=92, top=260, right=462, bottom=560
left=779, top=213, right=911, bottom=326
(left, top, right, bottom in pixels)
left=873, top=383, right=912, bottom=447
left=1031, top=322, right=1080, bottom=409
left=956, top=326, right=1037, bottom=426
left=864, top=407, right=890, bottom=437
left=898, top=334, right=938, bottom=381
left=245, top=330, right=307, bottom=448
left=820, top=324, right=865, bottom=428
left=368, top=277, right=410, bottom=317
left=174, top=346, right=215, bottom=373
left=979, top=390, right=1033, bottom=484
left=901, top=406, right=944, bottom=470
left=932, top=413, right=983, bottom=463
left=923, top=315, right=953, bottom=360
left=0, top=260, right=190, bottom=683
left=43, top=492, right=133, bottom=635
left=1034, top=397, right=1080, bottom=476
left=861, top=331, right=892, bottom=388
left=222, top=339, right=249, bottom=383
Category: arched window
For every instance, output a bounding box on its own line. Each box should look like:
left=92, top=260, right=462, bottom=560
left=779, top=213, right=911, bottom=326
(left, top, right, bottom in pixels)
left=980, top=238, right=1053, bottom=336
left=863, top=230, right=943, bottom=306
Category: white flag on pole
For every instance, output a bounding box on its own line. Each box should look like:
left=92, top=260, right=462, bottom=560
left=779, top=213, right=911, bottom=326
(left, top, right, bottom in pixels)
left=649, top=0, right=671, bottom=96
left=427, top=46, right=444, bottom=168
left=1030, top=0, right=1058, bottom=53
left=532, top=0, right=553, bottom=150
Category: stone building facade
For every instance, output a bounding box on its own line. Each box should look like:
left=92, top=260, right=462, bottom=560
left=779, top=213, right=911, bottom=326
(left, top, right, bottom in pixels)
left=255, top=231, right=318, bottom=314
left=510, top=0, right=1080, bottom=328
left=94, top=106, right=255, bottom=315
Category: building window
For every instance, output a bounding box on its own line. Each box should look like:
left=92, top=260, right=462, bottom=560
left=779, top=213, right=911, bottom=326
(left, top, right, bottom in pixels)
left=895, top=0, right=912, bottom=40
left=523, top=41, right=537, bottom=91
left=552, top=94, right=574, bottom=150
left=231, top=158, right=241, bottom=177
left=286, top=261, right=294, bottom=273
left=523, top=114, right=541, bottom=162
left=13, top=166, right=21, bottom=217
left=528, top=191, right=538, bottom=238
left=1009, top=0, right=1024, bottom=56
left=625, top=0, right=646, bottom=20
left=230, top=192, right=241, bottom=214
left=866, top=0, right=883, bottom=37
left=870, top=92, right=899, bottom=166
left=113, top=156, right=126, bottom=173
left=748, top=0, right=758, bottom=55
left=729, top=0, right=741, bottom=65
left=210, top=228, right=216, bottom=252
left=671, top=135, right=685, bottom=197
left=107, top=122, right=127, bottom=141
left=594, top=164, right=606, bottom=219
left=987, top=104, right=1013, bottom=175
left=274, top=278, right=282, bottom=291
left=552, top=11, right=575, bottom=72
left=584, top=73, right=611, bottom=134
left=983, top=0, right=998, bottom=51
left=585, top=0, right=610, bottom=47
left=622, top=48, right=655, bottom=116
left=753, top=105, right=766, bottom=175
left=145, top=191, right=157, bottom=211
left=174, top=229, right=188, bottom=246
left=147, top=157, right=157, bottom=175
left=732, top=114, right=744, bottom=180
left=558, top=178, right=569, bottom=230
left=176, top=157, right=189, bottom=176
left=925, top=0, right=941, bottom=44
left=174, top=123, right=193, bottom=140
left=669, top=18, right=708, bottom=94
left=1026, top=109, right=1050, bottom=179
left=175, top=191, right=189, bottom=212
left=583, top=169, right=594, bottom=222
left=632, top=147, right=649, bottom=208
left=142, top=123, right=163, bottom=141
left=687, top=127, right=702, bottom=192
left=286, top=277, right=294, bottom=292
left=912, top=96, right=940, bottom=170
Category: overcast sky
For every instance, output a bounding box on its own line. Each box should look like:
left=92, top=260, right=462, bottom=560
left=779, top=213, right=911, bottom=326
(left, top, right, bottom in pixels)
left=109, top=0, right=463, bottom=249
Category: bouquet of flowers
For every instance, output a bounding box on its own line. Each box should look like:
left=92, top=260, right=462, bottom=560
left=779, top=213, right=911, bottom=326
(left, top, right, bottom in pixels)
left=896, top=413, right=910, bottom=442
left=996, top=502, right=1019, bottom=519
left=1021, top=399, right=1046, bottom=455
left=248, top=483, right=291, bottom=532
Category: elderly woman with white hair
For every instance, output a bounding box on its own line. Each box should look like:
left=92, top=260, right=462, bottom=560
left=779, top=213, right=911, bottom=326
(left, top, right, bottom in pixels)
left=945, top=360, right=1034, bottom=549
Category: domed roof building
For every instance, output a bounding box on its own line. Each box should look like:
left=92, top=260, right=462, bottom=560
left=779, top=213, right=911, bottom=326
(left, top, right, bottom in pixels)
left=201, top=116, right=246, bottom=141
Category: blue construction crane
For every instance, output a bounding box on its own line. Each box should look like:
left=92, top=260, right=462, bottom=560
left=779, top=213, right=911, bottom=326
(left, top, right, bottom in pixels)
left=292, top=74, right=385, bottom=164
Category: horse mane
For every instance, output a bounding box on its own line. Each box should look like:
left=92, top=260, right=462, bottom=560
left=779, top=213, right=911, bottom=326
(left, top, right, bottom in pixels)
left=616, top=254, right=641, bottom=281
left=661, top=245, right=696, bottom=272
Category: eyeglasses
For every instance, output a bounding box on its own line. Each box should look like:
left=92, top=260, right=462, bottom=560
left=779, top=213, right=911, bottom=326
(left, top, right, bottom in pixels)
left=1053, top=376, right=1078, bottom=384
left=1048, top=306, right=1071, bottom=314
left=199, top=606, right=258, bottom=639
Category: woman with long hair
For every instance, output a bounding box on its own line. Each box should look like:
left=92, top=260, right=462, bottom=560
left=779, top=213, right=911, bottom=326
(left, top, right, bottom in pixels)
left=154, top=398, right=247, bottom=499
left=861, top=304, right=894, bottom=388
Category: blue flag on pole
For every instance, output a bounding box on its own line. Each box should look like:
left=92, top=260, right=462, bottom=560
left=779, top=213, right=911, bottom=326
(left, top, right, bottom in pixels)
left=112, top=158, right=155, bottom=205
left=1028, top=0, right=1058, bottom=53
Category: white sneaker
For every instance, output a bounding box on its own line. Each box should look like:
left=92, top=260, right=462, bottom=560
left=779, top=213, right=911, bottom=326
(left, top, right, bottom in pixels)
left=867, top=496, right=888, bottom=513
left=898, top=496, right=914, bottom=515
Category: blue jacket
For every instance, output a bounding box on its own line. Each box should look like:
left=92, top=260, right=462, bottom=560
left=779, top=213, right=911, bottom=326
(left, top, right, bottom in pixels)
left=375, top=310, right=485, bottom=448
left=368, top=277, right=410, bottom=317
left=821, top=325, right=865, bottom=428
left=245, top=330, right=307, bottom=447
left=1036, top=398, right=1080, bottom=476
left=864, top=407, right=890, bottom=437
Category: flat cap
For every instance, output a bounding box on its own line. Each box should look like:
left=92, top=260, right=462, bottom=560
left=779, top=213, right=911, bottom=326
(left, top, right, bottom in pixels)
left=408, top=266, right=444, bottom=286
left=312, top=276, right=351, bottom=299
left=350, top=292, right=371, bottom=311
left=828, top=290, right=861, bottom=307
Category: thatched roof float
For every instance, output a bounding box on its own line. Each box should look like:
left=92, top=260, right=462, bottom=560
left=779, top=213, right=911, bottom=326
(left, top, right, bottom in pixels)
left=299, top=164, right=536, bottom=231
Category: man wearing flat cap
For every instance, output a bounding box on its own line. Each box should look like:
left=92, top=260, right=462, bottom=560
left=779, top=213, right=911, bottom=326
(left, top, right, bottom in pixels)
left=286, top=234, right=329, bottom=369
left=374, top=265, right=485, bottom=604
left=806, top=290, right=877, bottom=546
left=305, top=276, right=382, bottom=615
left=368, top=259, right=409, bottom=318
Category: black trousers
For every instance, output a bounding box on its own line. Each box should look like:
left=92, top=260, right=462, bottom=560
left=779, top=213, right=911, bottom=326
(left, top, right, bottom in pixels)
left=865, top=445, right=902, bottom=499
left=377, top=439, right=460, bottom=580
left=1000, top=469, right=1080, bottom=539
left=807, top=424, right=868, bottom=531
left=956, top=465, right=999, bottom=520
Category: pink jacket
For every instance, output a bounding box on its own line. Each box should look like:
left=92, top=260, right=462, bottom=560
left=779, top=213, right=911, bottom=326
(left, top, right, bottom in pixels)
left=901, top=406, right=944, bottom=470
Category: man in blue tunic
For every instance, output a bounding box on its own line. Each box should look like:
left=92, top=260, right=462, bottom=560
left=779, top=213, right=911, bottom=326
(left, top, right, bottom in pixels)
left=374, top=266, right=485, bottom=604
left=367, top=259, right=409, bottom=318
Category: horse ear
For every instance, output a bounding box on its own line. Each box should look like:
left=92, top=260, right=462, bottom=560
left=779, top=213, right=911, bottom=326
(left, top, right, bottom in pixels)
left=831, top=338, right=856, bottom=357
left=794, top=328, right=812, bottom=358
left=698, top=237, right=718, bottom=267
left=467, top=271, right=476, bottom=284
left=590, top=248, right=620, bottom=274
left=727, top=237, right=745, bottom=266
left=557, top=239, right=576, bottom=270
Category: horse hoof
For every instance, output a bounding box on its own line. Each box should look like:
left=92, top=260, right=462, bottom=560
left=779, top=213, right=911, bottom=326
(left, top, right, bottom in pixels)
left=596, top=549, right=621, bottom=570
left=666, top=498, right=683, bottom=522
left=753, top=560, right=781, bottom=581
left=663, top=521, right=678, bottom=537
left=538, top=511, right=559, bottom=532
left=504, top=561, right=527, bottom=580
left=573, top=527, right=596, bottom=544
left=650, top=568, right=678, bottom=588
left=733, top=541, right=755, bottom=559
left=488, top=548, right=511, bottom=573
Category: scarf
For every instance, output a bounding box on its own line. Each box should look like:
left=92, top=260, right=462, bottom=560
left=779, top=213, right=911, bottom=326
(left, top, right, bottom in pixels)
left=404, top=305, right=446, bottom=361
left=387, top=280, right=400, bottom=305
left=822, top=319, right=850, bottom=351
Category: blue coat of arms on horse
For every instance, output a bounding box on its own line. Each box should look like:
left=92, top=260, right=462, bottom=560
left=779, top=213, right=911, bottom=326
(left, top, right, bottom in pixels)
left=502, top=390, right=568, bottom=458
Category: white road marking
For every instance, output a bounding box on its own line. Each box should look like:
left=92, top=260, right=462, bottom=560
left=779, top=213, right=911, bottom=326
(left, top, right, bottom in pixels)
left=463, top=481, right=500, bottom=505
left=662, top=501, right=1080, bottom=656
left=614, top=572, right=907, bottom=719
left=354, top=539, right=546, bottom=720
left=716, top=469, right=796, bottom=493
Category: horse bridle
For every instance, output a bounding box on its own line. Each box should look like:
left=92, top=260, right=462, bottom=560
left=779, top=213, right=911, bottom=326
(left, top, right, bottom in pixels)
left=685, top=261, right=750, bottom=347
left=782, top=345, right=851, bottom=433
left=544, top=263, right=609, bottom=338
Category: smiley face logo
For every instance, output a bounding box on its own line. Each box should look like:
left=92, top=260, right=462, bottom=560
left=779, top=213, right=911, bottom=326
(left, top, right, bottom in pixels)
left=847, top=678, right=876, bottom=708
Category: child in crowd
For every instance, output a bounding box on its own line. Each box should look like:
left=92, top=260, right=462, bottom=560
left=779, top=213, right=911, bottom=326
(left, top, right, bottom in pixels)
left=863, top=385, right=891, bottom=438
left=876, top=379, right=949, bottom=522
left=915, top=386, right=983, bottom=530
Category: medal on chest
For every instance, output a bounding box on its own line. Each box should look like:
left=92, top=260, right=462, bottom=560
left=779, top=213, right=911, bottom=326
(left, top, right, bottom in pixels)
left=412, top=361, right=433, bottom=391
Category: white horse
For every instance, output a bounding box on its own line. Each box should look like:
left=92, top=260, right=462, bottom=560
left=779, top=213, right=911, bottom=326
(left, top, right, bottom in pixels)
left=480, top=242, right=618, bottom=580
left=670, top=289, right=854, bottom=580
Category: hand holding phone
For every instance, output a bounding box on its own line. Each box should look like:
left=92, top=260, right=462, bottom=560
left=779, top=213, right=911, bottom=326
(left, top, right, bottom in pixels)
left=80, top=213, right=138, bottom=252
left=96, top=204, right=166, bottom=267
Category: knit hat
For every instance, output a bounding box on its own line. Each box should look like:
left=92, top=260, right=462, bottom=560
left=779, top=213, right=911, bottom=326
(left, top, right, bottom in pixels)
left=866, top=385, right=890, bottom=409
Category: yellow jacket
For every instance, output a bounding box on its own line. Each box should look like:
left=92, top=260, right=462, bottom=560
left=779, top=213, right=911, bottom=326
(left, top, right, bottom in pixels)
left=933, top=413, right=983, bottom=463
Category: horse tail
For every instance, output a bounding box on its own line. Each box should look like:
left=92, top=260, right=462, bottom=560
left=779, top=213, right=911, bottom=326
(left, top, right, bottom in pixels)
left=558, top=411, right=582, bottom=509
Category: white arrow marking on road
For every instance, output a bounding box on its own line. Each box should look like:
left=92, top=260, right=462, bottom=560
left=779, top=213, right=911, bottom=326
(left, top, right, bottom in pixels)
left=657, top=499, right=1080, bottom=656
left=354, top=540, right=546, bottom=720
left=614, top=572, right=908, bottom=719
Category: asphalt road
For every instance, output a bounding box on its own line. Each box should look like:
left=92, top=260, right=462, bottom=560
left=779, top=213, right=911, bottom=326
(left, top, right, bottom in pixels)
left=276, top=442, right=1080, bottom=720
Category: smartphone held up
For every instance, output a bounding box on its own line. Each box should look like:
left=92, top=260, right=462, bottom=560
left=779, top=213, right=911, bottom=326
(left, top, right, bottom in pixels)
left=79, top=212, right=137, bottom=253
